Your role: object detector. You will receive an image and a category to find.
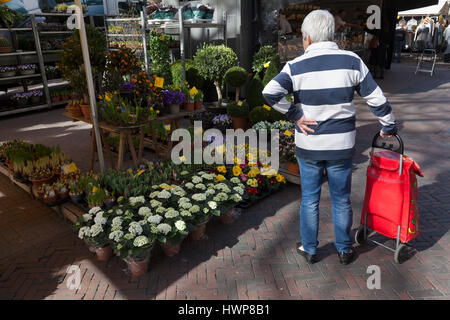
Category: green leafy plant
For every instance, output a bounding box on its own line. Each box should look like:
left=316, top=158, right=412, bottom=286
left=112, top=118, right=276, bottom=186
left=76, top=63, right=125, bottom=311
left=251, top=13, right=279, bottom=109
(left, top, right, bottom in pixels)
left=262, top=54, right=280, bottom=86
left=170, top=59, right=204, bottom=90
left=149, top=30, right=172, bottom=85
left=0, top=4, right=23, bottom=28
left=247, top=75, right=266, bottom=110
left=57, top=25, right=106, bottom=103
left=224, top=66, right=248, bottom=102
left=193, top=44, right=238, bottom=107
left=227, top=101, right=249, bottom=118
left=252, top=45, right=276, bottom=75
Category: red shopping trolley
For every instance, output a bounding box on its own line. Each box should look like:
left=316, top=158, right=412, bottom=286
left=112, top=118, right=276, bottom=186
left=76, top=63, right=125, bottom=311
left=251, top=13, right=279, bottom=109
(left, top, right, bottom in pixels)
left=355, top=133, right=423, bottom=264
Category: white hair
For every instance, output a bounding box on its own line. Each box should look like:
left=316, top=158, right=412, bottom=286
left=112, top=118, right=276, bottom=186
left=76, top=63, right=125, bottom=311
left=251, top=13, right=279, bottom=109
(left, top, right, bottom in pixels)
left=301, top=10, right=335, bottom=43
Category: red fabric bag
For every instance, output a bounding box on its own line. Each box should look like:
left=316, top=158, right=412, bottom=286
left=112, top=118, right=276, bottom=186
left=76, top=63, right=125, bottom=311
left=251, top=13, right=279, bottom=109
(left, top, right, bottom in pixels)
left=361, top=150, right=423, bottom=243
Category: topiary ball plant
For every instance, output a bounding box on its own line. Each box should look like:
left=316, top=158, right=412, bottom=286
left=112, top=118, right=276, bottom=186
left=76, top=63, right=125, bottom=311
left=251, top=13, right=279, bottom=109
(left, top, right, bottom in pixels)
left=247, top=75, right=266, bottom=110
left=224, top=66, right=248, bottom=102
left=194, top=44, right=238, bottom=107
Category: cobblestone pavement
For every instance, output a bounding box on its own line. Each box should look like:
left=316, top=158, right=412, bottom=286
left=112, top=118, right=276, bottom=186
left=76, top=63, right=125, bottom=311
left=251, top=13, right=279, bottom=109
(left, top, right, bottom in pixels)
left=0, top=63, right=449, bottom=300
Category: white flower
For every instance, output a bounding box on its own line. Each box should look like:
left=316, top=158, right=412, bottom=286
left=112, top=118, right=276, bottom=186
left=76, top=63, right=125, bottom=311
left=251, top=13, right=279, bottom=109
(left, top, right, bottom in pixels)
left=175, top=220, right=186, bottom=231
left=128, top=222, right=143, bottom=236
left=231, top=194, right=242, bottom=203
left=151, top=185, right=160, bottom=190
left=195, top=183, right=206, bottom=191
left=233, top=186, right=244, bottom=196
left=192, top=193, right=206, bottom=202
left=189, top=205, right=200, bottom=213
left=82, top=214, right=92, bottom=222
left=109, top=230, right=123, bottom=242
left=147, top=214, right=163, bottom=224
left=201, top=173, right=215, bottom=181
left=205, top=188, right=215, bottom=196
left=208, top=201, right=217, bottom=210
left=112, top=217, right=123, bottom=227
left=203, top=208, right=209, bottom=214
left=129, top=196, right=145, bottom=206
left=157, top=223, right=172, bottom=235
left=192, top=176, right=202, bottom=184
left=180, top=210, right=192, bottom=217
left=149, top=191, right=159, bottom=199
left=89, top=207, right=102, bottom=215
left=158, top=190, right=171, bottom=199
left=150, top=199, right=162, bottom=208
left=179, top=201, right=192, bottom=210
left=172, top=188, right=186, bottom=197
left=213, top=192, right=228, bottom=202
left=230, top=177, right=241, bottom=184
left=115, top=208, right=123, bottom=215
left=78, top=226, right=91, bottom=239
left=180, top=170, right=189, bottom=176
left=138, top=207, right=152, bottom=216
left=111, top=225, right=122, bottom=232
left=138, top=219, right=147, bottom=225
left=155, top=206, right=166, bottom=214
left=90, top=224, right=103, bottom=237
left=178, top=197, right=190, bottom=204
left=165, top=208, right=179, bottom=219
left=94, top=212, right=107, bottom=225
left=215, top=183, right=231, bottom=193
left=133, top=235, right=149, bottom=247
left=185, top=182, right=194, bottom=190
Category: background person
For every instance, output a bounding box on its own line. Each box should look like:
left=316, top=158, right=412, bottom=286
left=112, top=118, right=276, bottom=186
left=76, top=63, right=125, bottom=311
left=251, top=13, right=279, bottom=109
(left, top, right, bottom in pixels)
left=394, top=20, right=407, bottom=63
left=262, top=10, right=397, bottom=265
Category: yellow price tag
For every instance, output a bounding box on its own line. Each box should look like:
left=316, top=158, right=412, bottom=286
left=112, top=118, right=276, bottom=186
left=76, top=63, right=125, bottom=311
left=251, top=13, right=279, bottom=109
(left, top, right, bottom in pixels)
left=263, top=104, right=271, bottom=111
left=284, top=130, right=293, bottom=137
left=61, top=162, right=78, bottom=175
left=237, top=101, right=243, bottom=106
left=264, top=61, right=271, bottom=68
left=154, top=77, right=164, bottom=88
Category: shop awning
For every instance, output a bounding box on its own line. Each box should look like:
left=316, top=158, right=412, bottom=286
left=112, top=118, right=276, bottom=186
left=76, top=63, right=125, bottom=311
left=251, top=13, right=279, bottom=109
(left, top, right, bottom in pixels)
left=398, top=0, right=448, bottom=16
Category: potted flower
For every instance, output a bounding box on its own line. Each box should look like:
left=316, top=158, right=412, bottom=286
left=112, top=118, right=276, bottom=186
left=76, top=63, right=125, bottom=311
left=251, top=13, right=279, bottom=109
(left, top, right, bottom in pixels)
left=155, top=215, right=189, bottom=257
left=65, top=100, right=83, bottom=118
left=217, top=180, right=245, bottom=224
left=11, top=92, right=29, bottom=108
left=76, top=207, right=113, bottom=262
left=29, top=90, right=43, bottom=105
left=226, top=101, right=249, bottom=130
left=279, top=130, right=298, bottom=174
left=0, top=66, right=16, bottom=78
left=163, top=88, right=186, bottom=114
left=69, top=180, right=84, bottom=203
left=212, top=114, right=232, bottom=134
left=194, top=88, right=203, bottom=110
left=29, top=167, right=54, bottom=188
left=86, top=188, right=107, bottom=209
left=103, top=190, right=116, bottom=210
left=51, top=91, right=60, bottom=103
left=17, top=64, right=37, bottom=76
left=43, top=188, right=58, bottom=205
left=55, top=181, right=69, bottom=199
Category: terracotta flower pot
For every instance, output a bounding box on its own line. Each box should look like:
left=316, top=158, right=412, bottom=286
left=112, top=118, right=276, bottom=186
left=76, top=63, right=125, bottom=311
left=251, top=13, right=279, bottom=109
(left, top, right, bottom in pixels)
left=189, top=223, right=207, bottom=241
left=185, top=103, right=195, bottom=112
left=194, top=101, right=202, bottom=110
left=160, top=241, right=183, bottom=257
left=58, top=190, right=69, bottom=199
left=43, top=195, right=57, bottom=204
left=125, top=255, right=150, bottom=277
left=80, top=104, right=91, bottom=119
left=287, top=161, right=300, bottom=174
left=95, top=245, right=113, bottom=262
left=29, top=174, right=54, bottom=189
left=51, top=97, right=60, bottom=103
left=220, top=208, right=233, bottom=224
left=232, top=116, right=249, bottom=130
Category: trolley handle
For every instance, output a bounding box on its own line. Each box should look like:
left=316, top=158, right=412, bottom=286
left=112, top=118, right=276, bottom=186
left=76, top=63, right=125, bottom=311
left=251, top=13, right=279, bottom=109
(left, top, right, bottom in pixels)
left=371, top=132, right=404, bottom=155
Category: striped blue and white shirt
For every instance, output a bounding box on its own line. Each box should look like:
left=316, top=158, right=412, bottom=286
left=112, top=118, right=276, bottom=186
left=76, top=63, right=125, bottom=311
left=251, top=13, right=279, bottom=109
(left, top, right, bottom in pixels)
left=262, top=41, right=397, bottom=160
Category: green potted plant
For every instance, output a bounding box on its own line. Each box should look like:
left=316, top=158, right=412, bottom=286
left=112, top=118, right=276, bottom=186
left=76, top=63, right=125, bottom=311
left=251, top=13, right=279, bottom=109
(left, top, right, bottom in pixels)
left=0, top=36, right=12, bottom=53
left=86, top=188, right=107, bottom=209
left=68, top=180, right=84, bottom=203
left=252, top=45, right=277, bottom=77
left=194, top=44, right=238, bottom=108
left=194, top=88, right=203, bottom=110
left=279, top=130, right=298, bottom=174
left=0, top=4, right=23, bottom=29
left=50, top=90, right=60, bottom=103
left=224, top=66, right=248, bottom=102
left=11, top=92, right=29, bottom=107
left=149, top=31, right=172, bottom=84
left=227, top=101, right=249, bottom=130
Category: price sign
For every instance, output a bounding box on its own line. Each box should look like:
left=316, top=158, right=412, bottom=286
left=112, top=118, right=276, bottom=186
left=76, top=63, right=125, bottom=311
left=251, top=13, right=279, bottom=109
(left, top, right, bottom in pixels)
left=284, top=130, right=293, bottom=137
left=61, top=162, right=78, bottom=175
left=154, top=77, right=164, bottom=88
left=263, top=104, right=271, bottom=111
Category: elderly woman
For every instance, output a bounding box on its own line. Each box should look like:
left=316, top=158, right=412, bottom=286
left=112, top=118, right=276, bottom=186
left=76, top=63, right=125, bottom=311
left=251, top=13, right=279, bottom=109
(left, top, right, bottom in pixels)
left=263, top=10, right=397, bottom=265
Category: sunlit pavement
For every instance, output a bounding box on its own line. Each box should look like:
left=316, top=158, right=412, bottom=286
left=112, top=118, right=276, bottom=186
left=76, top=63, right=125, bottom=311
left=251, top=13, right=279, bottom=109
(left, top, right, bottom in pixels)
left=0, top=62, right=449, bottom=300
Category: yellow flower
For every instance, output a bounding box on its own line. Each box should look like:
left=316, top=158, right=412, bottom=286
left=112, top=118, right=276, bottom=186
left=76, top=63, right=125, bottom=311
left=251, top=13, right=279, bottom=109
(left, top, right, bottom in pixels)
left=232, top=166, right=242, bottom=176
left=179, top=156, right=187, bottom=163
left=263, top=104, right=271, bottom=111
left=276, top=174, right=286, bottom=183
left=215, top=174, right=226, bottom=182
left=247, top=179, right=258, bottom=187
left=284, top=130, right=293, bottom=137
left=248, top=170, right=256, bottom=178
left=189, top=86, right=198, bottom=97
left=217, top=166, right=227, bottom=174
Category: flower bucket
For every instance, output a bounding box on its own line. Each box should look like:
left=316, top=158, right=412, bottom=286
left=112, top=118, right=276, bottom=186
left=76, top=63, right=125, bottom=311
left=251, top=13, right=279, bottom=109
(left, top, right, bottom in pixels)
left=220, top=208, right=233, bottom=224
left=287, top=161, right=300, bottom=175
left=43, top=195, right=58, bottom=205
left=125, top=255, right=150, bottom=277
left=232, top=116, right=248, bottom=130
left=58, top=190, right=69, bottom=199
left=194, top=101, right=202, bottom=110
left=160, top=240, right=183, bottom=257
left=169, top=103, right=180, bottom=114
left=95, top=245, right=113, bottom=262
left=69, top=193, right=83, bottom=203
left=185, top=103, right=195, bottom=112
left=189, top=223, right=207, bottom=241
left=80, top=104, right=91, bottom=119
left=29, top=174, right=54, bottom=189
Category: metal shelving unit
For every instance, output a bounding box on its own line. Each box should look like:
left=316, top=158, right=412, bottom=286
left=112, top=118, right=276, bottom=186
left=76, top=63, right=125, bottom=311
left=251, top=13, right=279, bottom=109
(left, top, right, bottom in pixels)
left=0, top=13, right=104, bottom=118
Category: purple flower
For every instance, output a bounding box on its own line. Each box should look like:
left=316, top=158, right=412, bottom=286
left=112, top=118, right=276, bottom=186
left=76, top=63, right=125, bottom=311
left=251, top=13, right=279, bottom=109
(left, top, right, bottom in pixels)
left=120, top=82, right=136, bottom=91
left=0, top=66, right=16, bottom=73
left=163, top=90, right=186, bottom=105
left=17, top=64, right=37, bottom=71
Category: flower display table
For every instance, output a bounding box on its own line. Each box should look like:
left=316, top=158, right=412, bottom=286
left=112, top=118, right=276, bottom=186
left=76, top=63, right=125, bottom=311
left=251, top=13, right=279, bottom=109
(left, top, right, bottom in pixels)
left=63, top=113, right=146, bottom=171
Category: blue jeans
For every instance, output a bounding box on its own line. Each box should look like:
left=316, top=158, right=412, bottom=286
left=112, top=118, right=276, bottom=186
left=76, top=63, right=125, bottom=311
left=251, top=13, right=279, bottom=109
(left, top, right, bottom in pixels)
left=394, top=41, right=404, bottom=62
left=297, top=157, right=354, bottom=254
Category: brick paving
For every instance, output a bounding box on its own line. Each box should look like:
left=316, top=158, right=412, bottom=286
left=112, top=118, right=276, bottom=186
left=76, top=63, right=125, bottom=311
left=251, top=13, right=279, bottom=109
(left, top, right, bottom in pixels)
left=0, top=62, right=449, bottom=300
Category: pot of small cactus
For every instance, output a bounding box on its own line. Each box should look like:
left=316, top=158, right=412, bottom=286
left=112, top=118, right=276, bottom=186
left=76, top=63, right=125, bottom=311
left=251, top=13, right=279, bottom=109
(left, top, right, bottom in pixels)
left=0, top=36, right=12, bottom=53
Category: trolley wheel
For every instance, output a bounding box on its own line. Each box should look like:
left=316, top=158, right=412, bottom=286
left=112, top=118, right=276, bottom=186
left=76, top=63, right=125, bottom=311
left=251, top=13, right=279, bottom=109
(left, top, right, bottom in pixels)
left=394, top=243, right=408, bottom=264
left=355, top=225, right=368, bottom=245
